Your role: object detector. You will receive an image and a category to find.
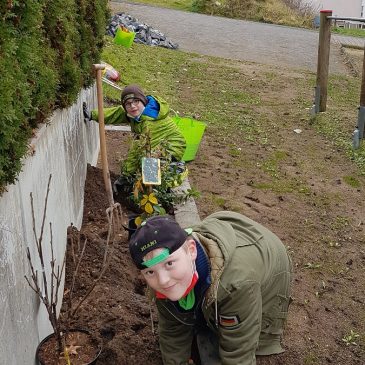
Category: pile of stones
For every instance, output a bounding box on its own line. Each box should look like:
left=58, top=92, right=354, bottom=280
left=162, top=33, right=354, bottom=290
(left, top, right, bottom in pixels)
left=107, top=13, right=179, bottom=49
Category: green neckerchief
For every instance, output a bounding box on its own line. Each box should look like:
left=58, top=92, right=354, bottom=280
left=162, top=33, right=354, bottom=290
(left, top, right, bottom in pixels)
left=178, top=289, right=195, bottom=310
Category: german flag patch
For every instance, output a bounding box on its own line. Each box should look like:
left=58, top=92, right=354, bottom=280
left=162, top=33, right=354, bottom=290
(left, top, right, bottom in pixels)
left=219, top=314, right=240, bottom=329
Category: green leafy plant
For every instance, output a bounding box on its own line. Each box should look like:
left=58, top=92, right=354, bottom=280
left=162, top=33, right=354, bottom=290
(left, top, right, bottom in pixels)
left=130, top=131, right=199, bottom=226
left=342, top=330, right=360, bottom=346
left=133, top=187, right=166, bottom=226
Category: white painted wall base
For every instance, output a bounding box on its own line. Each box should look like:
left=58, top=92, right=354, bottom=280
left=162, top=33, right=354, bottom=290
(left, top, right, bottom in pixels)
left=0, top=86, right=99, bottom=365
left=173, top=178, right=201, bottom=228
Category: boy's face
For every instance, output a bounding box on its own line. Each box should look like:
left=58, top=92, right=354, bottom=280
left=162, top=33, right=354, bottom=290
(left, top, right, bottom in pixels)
left=141, top=240, right=197, bottom=301
left=124, top=98, right=145, bottom=118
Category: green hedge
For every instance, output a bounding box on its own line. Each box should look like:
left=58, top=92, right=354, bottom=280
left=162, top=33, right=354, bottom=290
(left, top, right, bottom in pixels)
left=0, top=0, right=109, bottom=194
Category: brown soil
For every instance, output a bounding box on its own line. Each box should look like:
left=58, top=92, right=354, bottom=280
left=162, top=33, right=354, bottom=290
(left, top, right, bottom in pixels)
left=37, top=330, right=101, bottom=365
left=61, top=162, right=162, bottom=365
left=60, top=112, right=365, bottom=365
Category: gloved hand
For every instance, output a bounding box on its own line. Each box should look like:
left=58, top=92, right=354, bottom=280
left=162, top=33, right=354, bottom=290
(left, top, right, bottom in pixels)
left=83, top=102, right=91, bottom=123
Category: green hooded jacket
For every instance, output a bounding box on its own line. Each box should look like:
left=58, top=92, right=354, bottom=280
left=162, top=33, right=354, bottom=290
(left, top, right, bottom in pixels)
left=155, top=211, right=292, bottom=365
left=91, top=96, right=186, bottom=175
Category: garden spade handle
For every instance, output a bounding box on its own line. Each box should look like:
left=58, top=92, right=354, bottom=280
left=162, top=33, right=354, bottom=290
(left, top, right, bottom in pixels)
left=93, top=64, right=114, bottom=207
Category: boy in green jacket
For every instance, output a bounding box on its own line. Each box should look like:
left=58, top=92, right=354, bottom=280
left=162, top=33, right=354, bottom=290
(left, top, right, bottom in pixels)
left=129, top=212, right=292, bottom=365
left=84, top=84, right=186, bottom=191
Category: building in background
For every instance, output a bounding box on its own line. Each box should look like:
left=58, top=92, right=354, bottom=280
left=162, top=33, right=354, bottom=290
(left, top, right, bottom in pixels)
left=311, top=0, right=362, bottom=18
left=311, top=0, right=365, bottom=28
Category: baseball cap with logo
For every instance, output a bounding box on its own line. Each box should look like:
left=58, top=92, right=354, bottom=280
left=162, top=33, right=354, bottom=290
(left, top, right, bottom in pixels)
left=129, top=215, right=192, bottom=269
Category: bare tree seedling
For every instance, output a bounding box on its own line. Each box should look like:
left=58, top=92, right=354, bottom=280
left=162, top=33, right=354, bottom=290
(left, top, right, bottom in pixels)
left=25, top=174, right=115, bottom=361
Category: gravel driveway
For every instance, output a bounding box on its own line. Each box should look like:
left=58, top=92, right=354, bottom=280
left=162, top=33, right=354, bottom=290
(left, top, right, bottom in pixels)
left=111, top=1, right=351, bottom=74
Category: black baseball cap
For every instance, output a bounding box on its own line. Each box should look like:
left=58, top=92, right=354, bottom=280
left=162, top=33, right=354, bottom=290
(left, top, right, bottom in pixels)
left=129, top=215, right=190, bottom=269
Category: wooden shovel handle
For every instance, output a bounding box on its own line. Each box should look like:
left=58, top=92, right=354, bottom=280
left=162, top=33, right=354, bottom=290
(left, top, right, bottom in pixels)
left=93, top=64, right=114, bottom=207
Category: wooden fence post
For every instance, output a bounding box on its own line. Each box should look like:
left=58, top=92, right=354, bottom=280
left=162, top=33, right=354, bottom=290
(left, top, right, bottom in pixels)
left=316, top=10, right=332, bottom=112
left=360, top=46, right=365, bottom=107
left=357, top=46, right=365, bottom=139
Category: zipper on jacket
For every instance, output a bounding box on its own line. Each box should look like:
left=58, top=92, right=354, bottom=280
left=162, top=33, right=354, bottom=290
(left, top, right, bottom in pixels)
left=215, top=297, right=218, bottom=328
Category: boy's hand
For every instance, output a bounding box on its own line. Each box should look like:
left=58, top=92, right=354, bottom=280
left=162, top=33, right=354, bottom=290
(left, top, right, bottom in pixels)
left=188, top=359, right=195, bottom=365
left=181, top=360, right=195, bottom=365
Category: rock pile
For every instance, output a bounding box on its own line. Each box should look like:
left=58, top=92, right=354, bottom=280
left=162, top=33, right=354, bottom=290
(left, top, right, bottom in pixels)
left=107, top=13, right=179, bottom=49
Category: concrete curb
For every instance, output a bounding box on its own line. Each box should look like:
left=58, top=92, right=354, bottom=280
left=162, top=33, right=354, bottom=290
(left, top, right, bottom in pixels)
left=173, top=178, right=201, bottom=228
left=332, top=34, right=364, bottom=49
left=105, top=125, right=131, bottom=131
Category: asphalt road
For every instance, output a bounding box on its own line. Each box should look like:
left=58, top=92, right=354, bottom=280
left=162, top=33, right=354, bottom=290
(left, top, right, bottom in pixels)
left=110, top=1, right=357, bottom=74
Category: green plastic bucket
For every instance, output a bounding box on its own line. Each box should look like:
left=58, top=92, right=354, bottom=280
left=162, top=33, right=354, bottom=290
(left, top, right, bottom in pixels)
left=114, top=27, right=136, bottom=48
left=173, top=116, right=206, bottom=162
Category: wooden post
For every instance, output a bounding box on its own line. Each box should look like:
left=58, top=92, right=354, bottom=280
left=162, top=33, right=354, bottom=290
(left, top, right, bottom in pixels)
left=357, top=46, right=365, bottom=139
left=360, top=46, right=365, bottom=107
left=316, top=10, right=332, bottom=112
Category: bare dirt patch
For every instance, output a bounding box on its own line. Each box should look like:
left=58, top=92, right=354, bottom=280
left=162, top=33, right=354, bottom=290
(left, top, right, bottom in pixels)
left=60, top=117, right=365, bottom=364
left=58, top=26, right=365, bottom=361
left=62, top=163, right=162, bottom=365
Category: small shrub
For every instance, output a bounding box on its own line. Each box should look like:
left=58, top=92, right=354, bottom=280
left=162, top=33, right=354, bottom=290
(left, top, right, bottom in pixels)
left=191, top=0, right=209, bottom=12
left=131, top=131, right=200, bottom=226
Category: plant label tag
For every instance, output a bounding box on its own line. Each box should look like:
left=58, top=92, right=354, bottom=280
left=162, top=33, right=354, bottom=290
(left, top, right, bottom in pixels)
left=142, top=158, right=161, bottom=185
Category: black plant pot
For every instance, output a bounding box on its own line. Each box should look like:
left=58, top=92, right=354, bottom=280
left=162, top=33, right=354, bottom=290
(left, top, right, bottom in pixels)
left=122, top=216, right=138, bottom=240
left=35, top=328, right=101, bottom=365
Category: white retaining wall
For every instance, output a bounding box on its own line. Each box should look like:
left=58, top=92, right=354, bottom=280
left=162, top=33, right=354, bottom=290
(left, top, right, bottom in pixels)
left=0, top=86, right=99, bottom=365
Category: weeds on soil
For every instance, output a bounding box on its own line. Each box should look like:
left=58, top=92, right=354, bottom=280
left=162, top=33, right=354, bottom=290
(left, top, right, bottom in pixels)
left=342, top=330, right=360, bottom=346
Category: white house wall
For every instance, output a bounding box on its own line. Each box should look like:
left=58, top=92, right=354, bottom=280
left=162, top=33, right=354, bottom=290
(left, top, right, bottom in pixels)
left=0, top=86, right=99, bottom=365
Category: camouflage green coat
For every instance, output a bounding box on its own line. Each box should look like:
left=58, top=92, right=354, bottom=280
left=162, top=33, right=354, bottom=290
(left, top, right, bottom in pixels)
left=155, top=211, right=292, bottom=365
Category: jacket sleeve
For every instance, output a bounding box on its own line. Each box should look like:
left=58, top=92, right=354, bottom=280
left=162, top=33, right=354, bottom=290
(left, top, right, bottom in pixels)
left=91, top=106, right=128, bottom=125
left=218, top=280, right=261, bottom=365
left=163, top=131, right=186, bottom=161
left=156, top=300, right=194, bottom=365
left=149, top=117, right=186, bottom=161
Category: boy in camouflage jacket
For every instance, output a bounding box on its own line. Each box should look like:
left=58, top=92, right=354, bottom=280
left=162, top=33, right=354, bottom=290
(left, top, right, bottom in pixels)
left=129, top=211, right=292, bottom=365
